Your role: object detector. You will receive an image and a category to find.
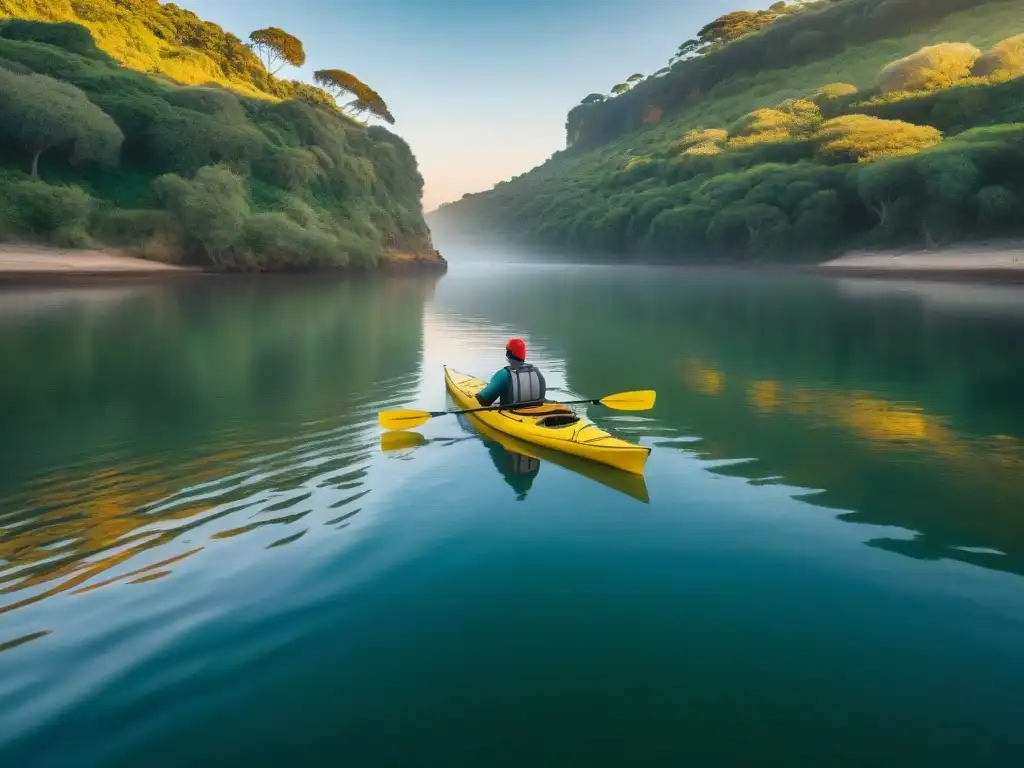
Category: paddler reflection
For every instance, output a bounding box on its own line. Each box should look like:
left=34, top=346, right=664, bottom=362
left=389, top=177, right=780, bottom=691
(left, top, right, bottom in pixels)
left=380, top=416, right=650, bottom=504
left=458, top=414, right=539, bottom=500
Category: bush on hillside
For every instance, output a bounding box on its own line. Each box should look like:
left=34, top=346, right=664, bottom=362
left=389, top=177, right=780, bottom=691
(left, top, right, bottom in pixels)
left=93, top=207, right=181, bottom=249
left=878, top=43, right=981, bottom=94
left=976, top=185, right=1018, bottom=228
left=153, top=164, right=250, bottom=267
left=0, top=19, right=103, bottom=58
left=0, top=178, right=93, bottom=245
left=254, top=146, right=323, bottom=191
left=241, top=212, right=343, bottom=270
left=812, top=83, right=858, bottom=106
left=164, top=85, right=248, bottom=123
left=854, top=74, right=1024, bottom=133
left=146, top=110, right=267, bottom=174
left=973, top=34, right=1024, bottom=81
left=815, top=115, right=942, bottom=163
left=669, top=128, right=728, bottom=155
left=0, top=66, right=123, bottom=179
left=728, top=99, right=821, bottom=147
left=683, top=142, right=725, bottom=157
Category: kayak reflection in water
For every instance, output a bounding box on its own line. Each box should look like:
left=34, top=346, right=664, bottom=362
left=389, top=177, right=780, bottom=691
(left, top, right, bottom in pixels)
left=456, top=413, right=539, bottom=500
left=474, top=337, right=546, bottom=408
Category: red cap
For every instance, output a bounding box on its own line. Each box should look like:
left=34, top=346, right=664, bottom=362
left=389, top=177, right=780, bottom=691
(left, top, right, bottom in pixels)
left=506, top=337, right=526, bottom=361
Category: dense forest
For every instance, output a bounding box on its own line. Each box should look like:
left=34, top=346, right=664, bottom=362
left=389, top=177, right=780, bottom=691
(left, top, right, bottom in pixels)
left=430, top=0, right=1024, bottom=264
left=0, top=0, right=442, bottom=271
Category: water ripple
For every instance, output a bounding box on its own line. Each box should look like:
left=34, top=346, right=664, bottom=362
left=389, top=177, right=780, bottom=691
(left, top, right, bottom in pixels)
left=0, top=386, right=403, bottom=621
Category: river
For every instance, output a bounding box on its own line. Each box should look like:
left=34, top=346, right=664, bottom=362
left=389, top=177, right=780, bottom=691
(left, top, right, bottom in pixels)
left=2, top=261, right=1024, bottom=765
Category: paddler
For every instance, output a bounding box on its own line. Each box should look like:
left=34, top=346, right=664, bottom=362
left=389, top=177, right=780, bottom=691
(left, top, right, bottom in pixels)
left=474, top=337, right=547, bottom=408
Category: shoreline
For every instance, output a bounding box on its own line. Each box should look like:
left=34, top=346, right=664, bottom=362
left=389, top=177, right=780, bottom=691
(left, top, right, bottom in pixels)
left=0, top=244, right=448, bottom=286
left=2, top=242, right=1022, bottom=285
left=811, top=243, right=1024, bottom=283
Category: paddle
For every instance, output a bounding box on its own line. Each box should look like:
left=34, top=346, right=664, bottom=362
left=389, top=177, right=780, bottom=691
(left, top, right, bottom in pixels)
left=378, top=390, right=656, bottom=431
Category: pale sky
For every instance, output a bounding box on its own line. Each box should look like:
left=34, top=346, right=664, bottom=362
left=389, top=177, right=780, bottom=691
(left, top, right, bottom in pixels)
left=183, top=0, right=770, bottom=211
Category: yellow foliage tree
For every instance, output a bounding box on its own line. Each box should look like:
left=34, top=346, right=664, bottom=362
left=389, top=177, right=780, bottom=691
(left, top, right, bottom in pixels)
left=815, top=115, right=942, bottom=163
left=811, top=83, right=858, bottom=107
left=623, top=156, right=652, bottom=171
left=878, top=43, right=981, bottom=94
left=728, top=99, right=821, bottom=147
left=682, top=142, right=723, bottom=157
left=973, top=34, right=1024, bottom=81
left=669, top=128, right=728, bottom=155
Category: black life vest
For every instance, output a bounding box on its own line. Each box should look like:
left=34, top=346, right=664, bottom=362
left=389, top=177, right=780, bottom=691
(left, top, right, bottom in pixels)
left=503, top=363, right=546, bottom=406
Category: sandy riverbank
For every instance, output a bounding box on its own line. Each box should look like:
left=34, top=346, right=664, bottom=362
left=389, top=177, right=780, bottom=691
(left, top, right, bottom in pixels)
left=817, top=242, right=1024, bottom=281
left=0, top=244, right=448, bottom=284
left=0, top=245, right=197, bottom=283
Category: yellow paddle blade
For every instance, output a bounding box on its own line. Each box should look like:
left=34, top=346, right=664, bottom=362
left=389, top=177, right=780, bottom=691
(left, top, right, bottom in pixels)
left=381, top=430, right=426, bottom=452
left=598, top=390, right=656, bottom=411
left=378, top=409, right=432, bottom=431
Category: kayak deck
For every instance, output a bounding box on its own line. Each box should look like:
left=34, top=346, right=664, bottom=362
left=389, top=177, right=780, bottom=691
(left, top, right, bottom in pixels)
left=444, top=366, right=651, bottom=475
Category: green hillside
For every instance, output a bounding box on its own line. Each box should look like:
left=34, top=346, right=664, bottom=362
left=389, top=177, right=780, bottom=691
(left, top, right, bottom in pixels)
left=0, top=2, right=443, bottom=271
left=430, top=0, right=1024, bottom=264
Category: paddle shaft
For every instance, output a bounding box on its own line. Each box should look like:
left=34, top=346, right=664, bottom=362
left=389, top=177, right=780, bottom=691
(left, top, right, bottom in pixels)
left=379, top=388, right=653, bottom=430
left=428, top=398, right=600, bottom=419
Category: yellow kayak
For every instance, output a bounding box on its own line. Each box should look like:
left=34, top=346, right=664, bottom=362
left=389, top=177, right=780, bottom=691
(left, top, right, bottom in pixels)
left=464, top=412, right=650, bottom=502
left=444, top=366, right=651, bottom=476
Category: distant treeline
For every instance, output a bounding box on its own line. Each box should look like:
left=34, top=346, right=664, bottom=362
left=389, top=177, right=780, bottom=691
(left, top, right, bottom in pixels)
left=565, top=0, right=1014, bottom=151
left=430, top=0, right=1024, bottom=264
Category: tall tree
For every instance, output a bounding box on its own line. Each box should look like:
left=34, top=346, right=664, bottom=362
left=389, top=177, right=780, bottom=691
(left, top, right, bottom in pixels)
left=671, top=39, right=703, bottom=63
left=610, top=83, right=631, bottom=96
left=580, top=93, right=607, bottom=104
left=0, top=68, right=123, bottom=179
left=313, top=69, right=395, bottom=124
left=248, top=27, right=306, bottom=75
left=345, top=99, right=369, bottom=119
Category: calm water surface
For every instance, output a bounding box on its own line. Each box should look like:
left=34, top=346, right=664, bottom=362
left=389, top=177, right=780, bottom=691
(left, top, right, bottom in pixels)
left=2, top=262, right=1024, bottom=765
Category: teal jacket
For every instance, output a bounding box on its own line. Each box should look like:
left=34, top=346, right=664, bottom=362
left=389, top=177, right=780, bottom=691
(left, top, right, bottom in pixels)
left=475, top=368, right=512, bottom=407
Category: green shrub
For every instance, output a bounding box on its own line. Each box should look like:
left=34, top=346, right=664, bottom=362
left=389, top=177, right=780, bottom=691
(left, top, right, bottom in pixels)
left=794, top=189, right=844, bottom=249
left=146, top=111, right=267, bottom=174
left=0, top=178, right=93, bottom=244
left=164, top=86, right=247, bottom=123
left=647, top=205, right=715, bottom=253
left=743, top=203, right=792, bottom=254
left=93, top=207, right=179, bottom=245
left=254, top=146, right=322, bottom=191
left=333, top=228, right=382, bottom=268
left=0, top=19, right=103, bottom=58
left=707, top=205, right=753, bottom=251
left=0, top=66, right=123, bottom=179
left=976, top=185, right=1017, bottom=228
left=241, top=212, right=343, bottom=270
left=153, top=164, right=249, bottom=267
left=278, top=194, right=321, bottom=228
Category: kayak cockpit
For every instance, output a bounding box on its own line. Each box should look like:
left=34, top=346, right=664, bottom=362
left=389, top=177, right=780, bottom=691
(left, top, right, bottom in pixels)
left=506, top=403, right=581, bottom=429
